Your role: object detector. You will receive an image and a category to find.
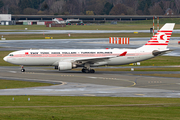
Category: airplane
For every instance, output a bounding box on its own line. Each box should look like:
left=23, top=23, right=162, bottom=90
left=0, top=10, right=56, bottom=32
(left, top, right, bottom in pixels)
left=3, top=23, right=175, bottom=73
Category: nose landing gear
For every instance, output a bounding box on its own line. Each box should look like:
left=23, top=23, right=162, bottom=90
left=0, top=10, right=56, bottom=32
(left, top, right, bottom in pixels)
left=21, top=66, right=25, bottom=72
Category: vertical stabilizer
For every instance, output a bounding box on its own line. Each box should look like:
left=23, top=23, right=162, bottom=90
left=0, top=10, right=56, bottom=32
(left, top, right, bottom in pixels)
left=138, top=23, right=175, bottom=50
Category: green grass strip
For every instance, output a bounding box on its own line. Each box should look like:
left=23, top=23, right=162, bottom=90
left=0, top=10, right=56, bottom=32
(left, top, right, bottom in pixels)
left=1, top=33, right=180, bottom=40
left=0, top=79, right=53, bottom=89
left=0, top=18, right=180, bottom=31
left=0, top=96, right=179, bottom=120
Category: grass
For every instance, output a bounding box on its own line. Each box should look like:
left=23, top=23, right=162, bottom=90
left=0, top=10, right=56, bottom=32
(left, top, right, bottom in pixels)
left=2, top=32, right=180, bottom=40
left=137, top=56, right=180, bottom=66
left=0, top=24, right=151, bottom=30
left=0, top=18, right=180, bottom=30
left=0, top=51, right=17, bottom=66
left=0, top=33, right=151, bottom=40
left=0, top=79, right=53, bottom=89
left=1, top=18, right=180, bottom=40
left=0, top=96, right=179, bottom=119
left=0, top=24, right=156, bottom=30
left=140, top=56, right=180, bottom=66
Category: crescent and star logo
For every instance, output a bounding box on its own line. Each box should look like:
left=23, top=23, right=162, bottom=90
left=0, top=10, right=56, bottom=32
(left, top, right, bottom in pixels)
left=157, top=33, right=167, bottom=43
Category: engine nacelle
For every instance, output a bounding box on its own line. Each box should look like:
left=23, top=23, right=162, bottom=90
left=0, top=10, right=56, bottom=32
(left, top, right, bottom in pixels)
left=58, top=62, right=73, bottom=71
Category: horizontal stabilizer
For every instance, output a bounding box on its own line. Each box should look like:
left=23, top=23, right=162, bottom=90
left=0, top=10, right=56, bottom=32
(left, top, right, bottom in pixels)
left=152, top=49, right=173, bottom=56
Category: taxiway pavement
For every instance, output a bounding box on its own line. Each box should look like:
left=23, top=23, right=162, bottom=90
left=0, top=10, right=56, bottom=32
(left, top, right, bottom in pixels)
left=0, top=66, right=180, bottom=97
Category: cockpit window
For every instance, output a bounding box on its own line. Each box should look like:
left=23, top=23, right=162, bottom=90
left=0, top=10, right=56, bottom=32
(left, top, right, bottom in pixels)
left=9, top=54, right=14, bottom=56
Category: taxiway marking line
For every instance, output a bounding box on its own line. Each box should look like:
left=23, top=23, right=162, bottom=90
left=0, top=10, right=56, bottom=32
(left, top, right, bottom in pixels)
left=135, top=94, right=144, bottom=96
left=83, top=94, right=96, bottom=96
left=23, top=72, right=136, bottom=87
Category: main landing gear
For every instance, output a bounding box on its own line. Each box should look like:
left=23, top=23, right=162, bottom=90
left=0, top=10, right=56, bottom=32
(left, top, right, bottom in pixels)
left=81, top=68, right=95, bottom=73
left=21, top=65, right=25, bottom=72
left=81, top=63, right=95, bottom=73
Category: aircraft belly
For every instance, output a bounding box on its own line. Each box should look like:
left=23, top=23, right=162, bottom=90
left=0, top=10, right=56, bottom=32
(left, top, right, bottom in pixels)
left=9, top=57, right=60, bottom=66
left=107, top=54, right=154, bottom=65
left=25, top=57, right=61, bottom=66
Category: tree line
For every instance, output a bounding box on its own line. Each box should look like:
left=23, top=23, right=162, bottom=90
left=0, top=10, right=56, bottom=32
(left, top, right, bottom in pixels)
left=0, top=0, right=179, bottom=15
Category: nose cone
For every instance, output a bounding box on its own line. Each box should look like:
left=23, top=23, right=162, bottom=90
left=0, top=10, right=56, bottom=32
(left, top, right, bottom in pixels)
left=3, top=56, right=8, bottom=62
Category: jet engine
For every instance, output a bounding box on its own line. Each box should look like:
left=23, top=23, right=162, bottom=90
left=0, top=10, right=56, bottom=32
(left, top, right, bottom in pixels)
left=58, top=62, right=76, bottom=71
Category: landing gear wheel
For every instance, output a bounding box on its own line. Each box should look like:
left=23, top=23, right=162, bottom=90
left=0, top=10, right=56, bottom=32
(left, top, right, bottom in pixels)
left=21, top=65, right=25, bottom=72
left=82, top=68, right=95, bottom=73
left=90, top=69, right=95, bottom=73
left=54, top=66, right=58, bottom=69
left=82, top=69, right=85, bottom=73
left=21, top=69, right=25, bottom=72
left=84, top=69, right=89, bottom=73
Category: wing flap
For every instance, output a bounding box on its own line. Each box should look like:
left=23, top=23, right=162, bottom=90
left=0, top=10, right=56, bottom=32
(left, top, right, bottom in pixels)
left=75, top=51, right=127, bottom=63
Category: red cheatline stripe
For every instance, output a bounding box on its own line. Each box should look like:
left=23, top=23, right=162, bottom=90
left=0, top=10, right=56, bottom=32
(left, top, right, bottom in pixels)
left=109, top=37, right=111, bottom=44
left=152, top=35, right=171, bottom=37
left=146, top=42, right=168, bottom=44
left=150, top=38, right=170, bottom=40
left=147, top=41, right=169, bottom=43
left=158, top=30, right=172, bottom=32
left=150, top=39, right=170, bottom=41
left=146, top=43, right=169, bottom=45
left=149, top=40, right=170, bottom=41
left=154, top=36, right=171, bottom=38
left=164, top=33, right=172, bottom=35
left=145, top=43, right=168, bottom=45
left=156, top=33, right=172, bottom=35
left=154, top=35, right=171, bottom=37
left=12, top=53, right=126, bottom=58
left=147, top=43, right=169, bottom=45
left=152, top=36, right=171, bottom=38
left=155, top=34, right=172, bottom=36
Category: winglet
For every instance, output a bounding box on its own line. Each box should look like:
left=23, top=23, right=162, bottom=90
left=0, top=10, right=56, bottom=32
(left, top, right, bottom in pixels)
left=119, top=51, right=127, bottom=56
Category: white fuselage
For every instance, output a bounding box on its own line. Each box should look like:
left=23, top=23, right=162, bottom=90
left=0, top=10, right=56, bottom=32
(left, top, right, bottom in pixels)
left=3, top=48, right=154, bottom=67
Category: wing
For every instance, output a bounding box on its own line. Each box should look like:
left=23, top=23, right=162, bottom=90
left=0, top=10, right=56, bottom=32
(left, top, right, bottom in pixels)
left=52, top=51, right=127, bottom=66
left=74, top=51, right=127, bottom=64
